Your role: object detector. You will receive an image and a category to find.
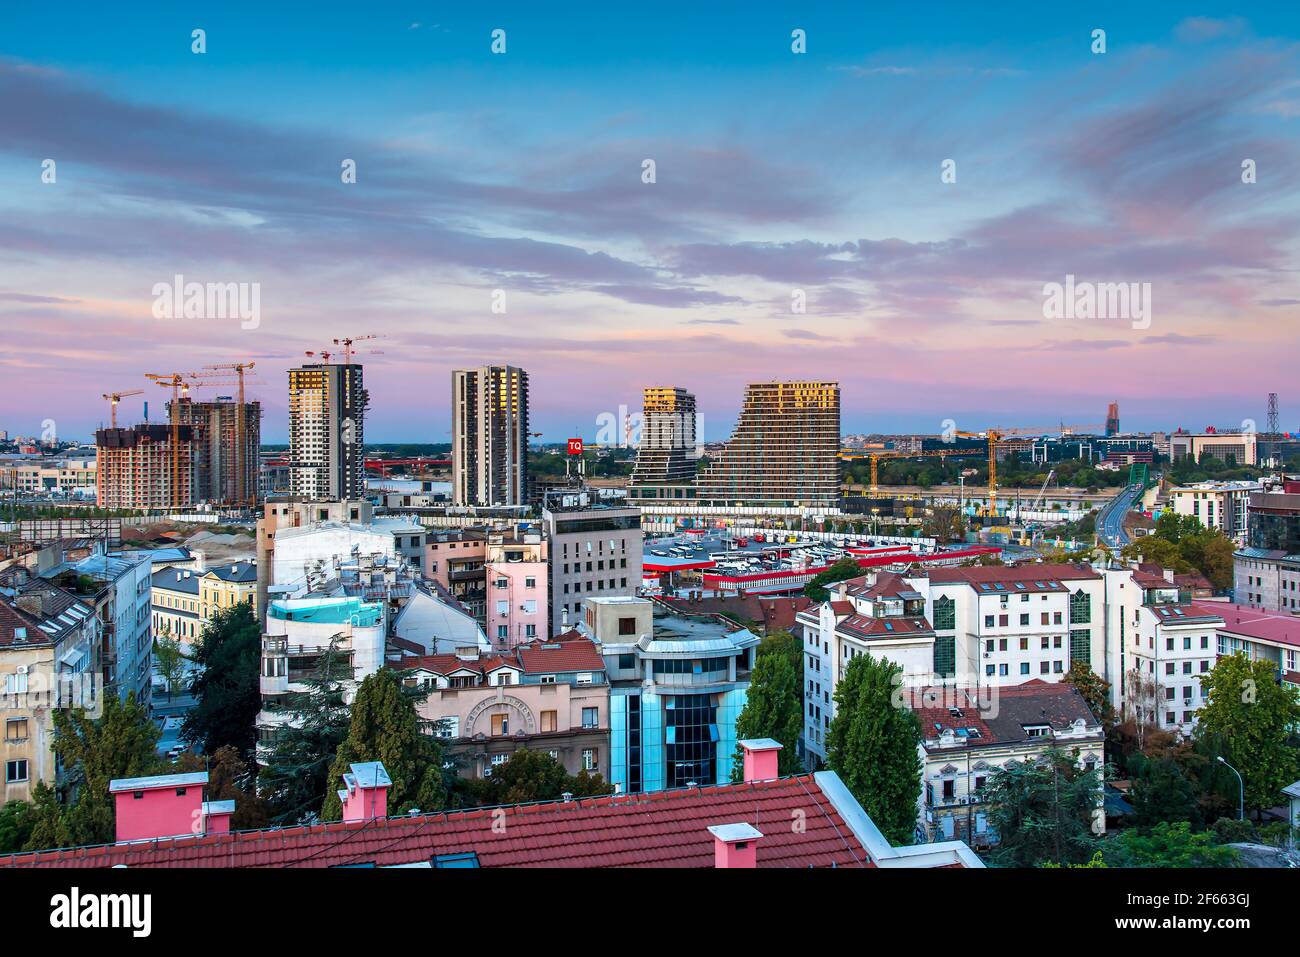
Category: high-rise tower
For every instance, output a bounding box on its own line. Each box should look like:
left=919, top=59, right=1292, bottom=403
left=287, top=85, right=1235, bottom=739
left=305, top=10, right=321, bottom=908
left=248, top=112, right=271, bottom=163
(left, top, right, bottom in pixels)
left=287, top=363, right=368, bottom=501
left=452, top=366, right=530, bottom=506
left=629, top=386, right=697, bottom=502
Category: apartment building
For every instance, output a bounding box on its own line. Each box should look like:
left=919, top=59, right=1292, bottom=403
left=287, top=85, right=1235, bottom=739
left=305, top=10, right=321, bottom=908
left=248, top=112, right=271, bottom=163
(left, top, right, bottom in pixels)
left=0, top=580, right=99, bottom=803
left=452, top=365, right=529, bottom=507
left=268, top=519, right=423, bottom=592
left=172, top=396, right=261, bottom=506
left=1168, top=480, right=1261, bottom=544
left=1199, top=601, right=1300, bottom=692
left=151, top=558, right=257, bottom=644
left=95, top=423, right=196, bottom=510
left=628, top=386, right=699, bottom=504
left=583, top=596, right=759, bottom=793
left=403, top=633, right=608, bottom=780
left=425, top=529, right=487, bottom=621
left=542, top=488, right=643, bottom=635
left=907, top=682, right=1104, bottom=846
left=1234, top=479, right=1300, bottom=613
left=0, top=455, right=96, bottom=496
left=696, top=381, right=840, bottom=507
left=287, top=363, right=368, bottom=501
left=484, top=530, right=547, bottom=650
left=1103, top=568, right=1224, bottom=735
left=256, top=595, right=386, bottom=765
left=797, top=572, right=938, bottom=769
left=69, top=551, right=153, bottom=706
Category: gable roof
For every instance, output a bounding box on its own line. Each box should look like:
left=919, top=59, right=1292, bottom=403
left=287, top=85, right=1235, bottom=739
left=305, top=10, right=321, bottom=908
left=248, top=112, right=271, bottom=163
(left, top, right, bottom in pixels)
left=908, top=681, right=1102, bottom=751
left=927, top=564, right=1099, bottom=592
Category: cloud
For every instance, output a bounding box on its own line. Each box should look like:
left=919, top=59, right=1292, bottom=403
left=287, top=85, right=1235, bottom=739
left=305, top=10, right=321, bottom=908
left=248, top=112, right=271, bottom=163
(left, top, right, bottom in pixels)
left=1175, top=17, right=1248, bottom=43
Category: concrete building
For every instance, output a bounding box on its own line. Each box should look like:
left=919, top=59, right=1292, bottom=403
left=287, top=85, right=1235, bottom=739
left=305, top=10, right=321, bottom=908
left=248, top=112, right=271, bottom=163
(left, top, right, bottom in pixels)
left=403, top=633, right=609, bottom=780
left=452, top=365, right=529, bottom=507
left=390, top=582, right=490, bottom=657
left=582, top=596, right=759, bottom=793
left=0, top=578, right=99, bottom=804
left=256, top=595, right=386, bottom=765
left=628, top=386, right=698, bottom=504
left=424, top=529, right=487, bottom=621
left=268, top=518, right=423, bottom=592
left=0, top=454, right=96, bottom=497
left=1199, top=601, right=1300, bottom=692
left=172, top=397, right=261, bottom=506
left=1169, top=430, right=1257, bottom=466
left=696, top=381, right=840, bottom=508
left=906, top=682, right=1104, bottom=846
left=95, top=423, right=196, bottom=510
left=542, top=488, right=643, bottom=635
left=484, top=530, right=547, bottom=650
left=287, top=362, right=368, bottom=501
left=1168, top=480, right=1261, bottom=544
left=69, top=551, right=153, bottom=706
left=1103, top=567, right=1224, bottom=736
left=1234, top=479, right=1300, bottom=613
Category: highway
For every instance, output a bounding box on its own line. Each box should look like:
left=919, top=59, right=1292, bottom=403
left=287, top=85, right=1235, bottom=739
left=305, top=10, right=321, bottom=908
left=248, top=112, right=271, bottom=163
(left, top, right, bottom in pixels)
left=1096, top=483, right=1143, bottom=549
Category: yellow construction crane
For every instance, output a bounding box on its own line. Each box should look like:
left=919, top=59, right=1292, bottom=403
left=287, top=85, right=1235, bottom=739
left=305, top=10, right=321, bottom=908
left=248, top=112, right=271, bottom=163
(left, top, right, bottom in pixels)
left=953, top=424, right=1105, bottom=515
left=144, top=373, right=190, bottom=510
left=839, top=447, right=981, bottom=495
left=101, top=389, right=143, bottom=429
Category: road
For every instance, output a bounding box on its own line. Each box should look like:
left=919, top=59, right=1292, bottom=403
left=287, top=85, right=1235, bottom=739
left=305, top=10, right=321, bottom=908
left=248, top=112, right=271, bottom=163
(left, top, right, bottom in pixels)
left=1096, top=484, right=1143, bottom=550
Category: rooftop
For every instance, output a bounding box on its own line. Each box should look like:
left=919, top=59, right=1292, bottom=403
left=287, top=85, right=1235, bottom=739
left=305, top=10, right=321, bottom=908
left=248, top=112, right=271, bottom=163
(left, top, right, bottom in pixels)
left=268, top=596, right=383, bottom=628
left=908, top=681, right=1103, bottom=751
left=1193, top=601, right=1300, bottom=649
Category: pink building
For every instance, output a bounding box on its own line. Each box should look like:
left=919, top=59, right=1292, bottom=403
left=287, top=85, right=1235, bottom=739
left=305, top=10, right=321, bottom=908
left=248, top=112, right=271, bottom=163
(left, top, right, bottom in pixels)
left=484, top=530, right=547, bottom=650
left=425, top=530, right=487, bottom=620
left=109, top=771, right=233, bottom=843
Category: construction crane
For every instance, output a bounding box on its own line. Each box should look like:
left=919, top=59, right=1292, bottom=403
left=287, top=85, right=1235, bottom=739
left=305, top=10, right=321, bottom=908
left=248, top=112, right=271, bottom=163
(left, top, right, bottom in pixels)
left=198, top=362, right=257, bottom=506
left=332, top=335, right=382, bottom=364
left=953, top=424, right=1105, bottom=516
left=839, top=447, right=982, bottom=495
left=304, top=350, right=332, bottom=363
left=144, top=373, right=191, bottom=510
left=101, top=389, right=143, bottom=429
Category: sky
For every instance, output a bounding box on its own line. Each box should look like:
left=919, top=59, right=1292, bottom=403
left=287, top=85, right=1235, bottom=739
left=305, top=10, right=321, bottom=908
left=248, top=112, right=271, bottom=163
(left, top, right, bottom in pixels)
left=1, top=2, right=1298, bottom=443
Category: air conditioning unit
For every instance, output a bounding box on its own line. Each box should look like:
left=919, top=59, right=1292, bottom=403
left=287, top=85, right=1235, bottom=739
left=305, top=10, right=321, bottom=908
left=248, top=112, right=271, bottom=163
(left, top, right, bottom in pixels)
left=16, top=665, right=29, bottom=675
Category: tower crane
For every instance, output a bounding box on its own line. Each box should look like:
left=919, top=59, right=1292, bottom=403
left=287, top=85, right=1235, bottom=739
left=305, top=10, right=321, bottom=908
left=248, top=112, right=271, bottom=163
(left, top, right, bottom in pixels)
left=332, top=335, right=383, bottom=364
left=195, top=362, right=258, bottom=506
left=101, top=389, right=143, bottom=429
left=838, top=447, right=981, bottom=495
left=953, top=424, right=1105, bottom=516
left=144, top=373, right=191, bottom=509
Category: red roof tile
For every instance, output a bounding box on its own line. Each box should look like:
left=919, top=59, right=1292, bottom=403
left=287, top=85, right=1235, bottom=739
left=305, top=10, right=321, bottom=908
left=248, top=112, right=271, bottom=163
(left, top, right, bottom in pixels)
left=1, top=776, right=875, bottom=869
left=516, top=638, right=605, bottom=674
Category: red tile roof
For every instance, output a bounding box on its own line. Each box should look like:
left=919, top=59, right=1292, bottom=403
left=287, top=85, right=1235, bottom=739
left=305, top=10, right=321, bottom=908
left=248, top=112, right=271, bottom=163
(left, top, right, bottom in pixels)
left=1, top=775, right=874, bottom=869
left=1194, top=601, right=1300, bottom=648
left=838, top=615, right=934, bottom=641
left=927, top=564, right=1099, bottom=590
left=516, top=638, right=605, bottom=674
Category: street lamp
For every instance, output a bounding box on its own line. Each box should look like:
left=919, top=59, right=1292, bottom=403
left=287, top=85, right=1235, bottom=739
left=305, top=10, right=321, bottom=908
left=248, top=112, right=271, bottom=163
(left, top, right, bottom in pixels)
left=1217, top=756, right=1244, bottom=821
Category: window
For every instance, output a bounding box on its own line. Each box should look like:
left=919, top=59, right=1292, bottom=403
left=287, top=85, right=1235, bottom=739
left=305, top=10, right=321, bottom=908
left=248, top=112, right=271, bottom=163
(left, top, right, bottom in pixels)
left=4, top=672, right=28, bottom=695
left=1069, top=591, right=1091, bottom=624
left=491, top=714, right=510, bottom=736
left=582, top=749, right=597, bottom=771
left=1019, top=637, right=1028, bottom=650
left=933, top=635, right=956, bottom=679
left=582, top=706, right=599, bottom=729
left=1069, top=630, right=1089, bottom=665
left=942, top=779, right=956, bottom=801
left=525, top=577, right=536, bottom=588
left=998, top=614, right=1008, bottom=627
left=618, top=616, right=637, bottom=636
left=1019, top=614, right=1030, bottom=626
left=1020, top=662, right=1030, bottom=675
left=933, top=597, right=955, bottom=630
left=4, top=718, right=28, bottom=741
left=984, top=615, right=994, bottom=628
left=1041, top=612, right=1050, bottom=626
left=541, top=710, right=558, bottom=733
left=5, top=760, right=27, bottom=784
left=576, top=673, right=593, bottom=686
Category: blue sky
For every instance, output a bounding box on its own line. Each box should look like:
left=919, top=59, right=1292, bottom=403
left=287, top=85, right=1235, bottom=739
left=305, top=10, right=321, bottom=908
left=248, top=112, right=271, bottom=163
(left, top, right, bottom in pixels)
left=1, top=3, right=1298, bottom=441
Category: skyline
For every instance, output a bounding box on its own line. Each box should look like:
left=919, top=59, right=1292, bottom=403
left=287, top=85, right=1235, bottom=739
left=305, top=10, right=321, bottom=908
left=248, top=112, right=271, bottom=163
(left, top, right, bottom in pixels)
left=2, top=3, right=1300, bottom=441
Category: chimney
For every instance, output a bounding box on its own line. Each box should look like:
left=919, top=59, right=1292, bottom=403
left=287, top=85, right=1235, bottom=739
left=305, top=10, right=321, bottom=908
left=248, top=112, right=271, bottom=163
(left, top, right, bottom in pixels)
left=738, top=738, right=783, bottom=783
left=192, top=549, right=205, bottom=573
left=338, top=762, right=392, bottom=822
left=109, top=771, right=210, bottom=843
left=707, top=822, right=763, bottom=868
left=1162, top=567, right=1175, bottom=584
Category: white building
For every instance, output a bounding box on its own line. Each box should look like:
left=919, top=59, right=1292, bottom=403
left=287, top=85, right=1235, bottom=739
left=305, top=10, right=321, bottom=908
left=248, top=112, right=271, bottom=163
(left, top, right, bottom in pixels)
left=1167, top=480, right=1261, bottom=544
left=390, top=582, right=490, bottom=658
left=1168, top=431, right=1257, bottom=466
left=72, top=551, right=153, bottom=706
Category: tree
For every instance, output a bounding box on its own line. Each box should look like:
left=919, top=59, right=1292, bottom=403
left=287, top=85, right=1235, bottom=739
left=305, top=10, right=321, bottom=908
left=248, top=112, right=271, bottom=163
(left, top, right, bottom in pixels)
left=1130, top=756, right=1202, bottom=831
left=182, top=603, right=262, bottom=763
left=321, top=669, right=447, bottom=820
left=1106, top=821, right=1238, bottom=868
left=730, top=641, right=804, bottom=781
left=207, top=745, right=272, bottom=830
left=477, top=749, right=614, bottom=806
left=1063, top=662, right=1113, bottom=728
left=804, top=558, right=862, bottom=603
left=1196, top=654, right=1300, bottom=816
left=23, top=781, right=73, bottom=852
left=981, top=747, right=1102, bottom=868
left=0, top=800, right=36, bottom=854
left=825, top=654, right=921, bottom=845
left=154, top=634, right=188, bottom=700
left=46, top=692, right=162, bottom=846
left=258, top=639, right=354, bottom=825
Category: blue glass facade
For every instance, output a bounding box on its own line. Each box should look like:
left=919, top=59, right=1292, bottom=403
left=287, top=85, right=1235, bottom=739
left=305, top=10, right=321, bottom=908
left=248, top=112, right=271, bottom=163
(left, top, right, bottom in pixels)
left=610, top=682, right=748, bottom=793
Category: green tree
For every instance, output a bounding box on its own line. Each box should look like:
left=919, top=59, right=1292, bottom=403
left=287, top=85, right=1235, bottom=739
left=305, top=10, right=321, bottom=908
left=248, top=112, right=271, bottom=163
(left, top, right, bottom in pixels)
left=0, top=800, right=36, bottom=854
left=321, top=669, right=447, bottom=820
left=207, top=745, right=272, bottom=830
left=1106, top=821, right=1238, bottom=868
left=1063, top=662, right=1114, bottom=728
left=803, top=557, right=863, bottom=603
left=730, top=642, right=804, bottom=781
left=825, top=654, right=921, bottom=845
left=477, top=749, right=614, bottom=806
left=153, top=633, right=188, bottom=700
left=23, top=781, right=73, bottom=852
left=47, top=692, right=162, bottom=846
left=1130, top=756, right=1203, bottom=831
left=258, top=639, right=354, bottom=824
left=1196, top=654, right=1300, bottom=816
left=182, top=603, right=262, bottom=762
left=981, top=747, right=1102, bottom=867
